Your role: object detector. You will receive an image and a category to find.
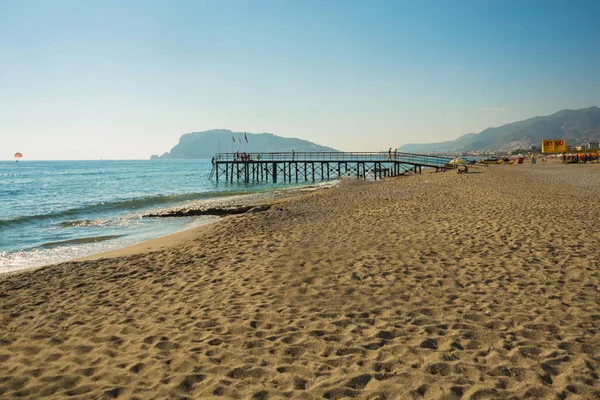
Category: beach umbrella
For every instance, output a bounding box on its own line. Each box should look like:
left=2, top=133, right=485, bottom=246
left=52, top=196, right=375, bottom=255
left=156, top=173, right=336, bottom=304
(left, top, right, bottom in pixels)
left=448, top=158, right=468, bottom=165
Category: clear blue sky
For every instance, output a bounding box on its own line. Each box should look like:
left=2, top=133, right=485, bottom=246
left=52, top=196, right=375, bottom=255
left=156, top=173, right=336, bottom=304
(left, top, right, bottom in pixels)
left=1, top=0, right=599, bottom=159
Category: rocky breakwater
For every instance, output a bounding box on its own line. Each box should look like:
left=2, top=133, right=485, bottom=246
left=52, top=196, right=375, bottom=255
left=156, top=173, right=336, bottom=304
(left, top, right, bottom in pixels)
left=142, top=204, right=271, bottom=218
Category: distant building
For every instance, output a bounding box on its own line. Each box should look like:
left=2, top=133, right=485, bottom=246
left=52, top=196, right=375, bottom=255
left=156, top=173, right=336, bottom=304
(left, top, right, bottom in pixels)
left=587, top=142, right=599, bottom=150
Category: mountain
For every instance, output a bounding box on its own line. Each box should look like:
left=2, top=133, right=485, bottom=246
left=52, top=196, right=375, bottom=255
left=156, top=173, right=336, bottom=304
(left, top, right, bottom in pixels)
left=153, top=130, right=339, bottom=159
left=398, top=106, right=600, bottom=153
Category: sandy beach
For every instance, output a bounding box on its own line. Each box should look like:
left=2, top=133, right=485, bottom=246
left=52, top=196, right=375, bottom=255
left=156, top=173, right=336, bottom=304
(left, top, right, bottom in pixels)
left=1, top=164, right=600, bottom=399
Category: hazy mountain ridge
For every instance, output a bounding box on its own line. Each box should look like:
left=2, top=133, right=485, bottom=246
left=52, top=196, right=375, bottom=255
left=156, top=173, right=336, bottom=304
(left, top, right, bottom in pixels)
left=398, top=106, right=600, bottom=153
left=153, top=130, right=339, bottom=159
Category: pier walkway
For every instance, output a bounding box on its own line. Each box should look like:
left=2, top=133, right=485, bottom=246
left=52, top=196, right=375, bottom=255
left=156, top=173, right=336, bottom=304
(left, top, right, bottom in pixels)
left=209, top=152, right=453, bottom=183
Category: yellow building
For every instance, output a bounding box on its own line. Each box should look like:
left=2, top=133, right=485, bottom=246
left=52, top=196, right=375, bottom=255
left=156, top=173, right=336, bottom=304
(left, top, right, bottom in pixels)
left=541, top=139, right=566, bottom=153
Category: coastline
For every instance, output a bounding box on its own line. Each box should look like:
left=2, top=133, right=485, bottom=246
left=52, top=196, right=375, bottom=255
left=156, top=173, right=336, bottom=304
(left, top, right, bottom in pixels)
left=75, top=187, right=326, bottom=263
left=0, top=180, right=339, bottom=276
left=1, top=164, right=600, bottom=398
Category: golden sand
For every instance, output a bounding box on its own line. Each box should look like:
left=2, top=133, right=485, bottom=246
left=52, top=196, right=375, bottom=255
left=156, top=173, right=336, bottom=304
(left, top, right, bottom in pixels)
left=1, top=164, right=600, bottom=399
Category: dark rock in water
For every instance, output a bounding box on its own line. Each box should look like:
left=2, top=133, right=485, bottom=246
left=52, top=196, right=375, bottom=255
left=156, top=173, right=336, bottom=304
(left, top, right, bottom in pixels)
left=248, top=205, right=271, bottom=213
left=142, top=204, right=271, bottom=218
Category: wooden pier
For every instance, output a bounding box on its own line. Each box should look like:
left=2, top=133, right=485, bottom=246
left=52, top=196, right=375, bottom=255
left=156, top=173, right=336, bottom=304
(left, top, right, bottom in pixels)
left=209, top=152, right=453, bottom=183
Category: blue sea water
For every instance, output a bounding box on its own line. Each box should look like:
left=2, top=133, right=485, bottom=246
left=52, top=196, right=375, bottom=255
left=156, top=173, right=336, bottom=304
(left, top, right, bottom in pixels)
left=0, top=160, right=311, bottom=274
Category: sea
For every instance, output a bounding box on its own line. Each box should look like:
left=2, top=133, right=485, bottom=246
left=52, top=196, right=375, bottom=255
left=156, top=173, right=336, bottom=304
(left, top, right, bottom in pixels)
left=0, top=160, right=328, bottom=274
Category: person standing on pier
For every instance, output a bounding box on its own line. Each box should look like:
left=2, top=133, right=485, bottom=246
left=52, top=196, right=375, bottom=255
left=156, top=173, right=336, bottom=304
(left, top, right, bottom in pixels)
left=292, top=149, right=295, bottom=161
left=388, top=148, right=392, bottom=160
left=394, top=148, right=398, bottom=160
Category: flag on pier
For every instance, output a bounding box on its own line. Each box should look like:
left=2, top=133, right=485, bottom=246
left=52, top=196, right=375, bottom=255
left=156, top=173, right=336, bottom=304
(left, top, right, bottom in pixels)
left=244, top=132, right=248, bottom=143
left=232, top=136, right=235, bottom=143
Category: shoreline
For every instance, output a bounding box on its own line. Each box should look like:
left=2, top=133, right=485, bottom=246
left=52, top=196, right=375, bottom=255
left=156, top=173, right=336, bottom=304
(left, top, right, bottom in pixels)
left=77, top=179, right=341, bottom=263
left=0, top=180, right=339, bottom=277
left=1, top=165, right=600, bottom=398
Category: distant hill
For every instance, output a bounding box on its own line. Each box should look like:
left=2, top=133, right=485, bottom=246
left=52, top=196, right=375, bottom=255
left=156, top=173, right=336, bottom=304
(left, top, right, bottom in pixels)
left=153, top=130, right=339, bottom=159
left=398, top=106, right=600, bottom=153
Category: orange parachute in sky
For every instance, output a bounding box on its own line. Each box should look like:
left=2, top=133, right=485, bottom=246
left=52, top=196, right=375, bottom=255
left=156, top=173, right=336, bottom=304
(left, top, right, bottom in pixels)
left=14, top=152, right=23, bottom=159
